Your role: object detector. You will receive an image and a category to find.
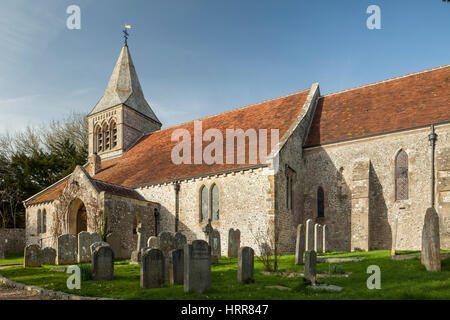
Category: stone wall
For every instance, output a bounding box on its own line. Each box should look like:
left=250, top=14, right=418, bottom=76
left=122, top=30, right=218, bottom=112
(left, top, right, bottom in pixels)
left=303, top=122, right=450, bottom=251
left=137, top=167, right=273, bottom=256
left=25, top=202, right=56, bottom=248
left=0, top=228, right=25, bottom=254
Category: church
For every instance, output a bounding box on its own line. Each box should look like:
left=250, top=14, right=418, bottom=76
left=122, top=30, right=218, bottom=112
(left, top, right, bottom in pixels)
left=23, top=43, right=450, bottom=258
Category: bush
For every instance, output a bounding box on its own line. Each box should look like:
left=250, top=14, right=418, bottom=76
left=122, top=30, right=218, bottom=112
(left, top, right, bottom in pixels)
left=78, top=263, right=92, bottom=281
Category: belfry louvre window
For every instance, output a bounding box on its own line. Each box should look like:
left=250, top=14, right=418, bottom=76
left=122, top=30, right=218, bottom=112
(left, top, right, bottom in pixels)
left=395, top=150, right=409, bottom=200
left=200, top=186, right=208, bottom=222
left=96, top=126, right=103, bottom=152
left=111, top=121, right=118, bottom=148
left=317, top=187, right=325, bottom=218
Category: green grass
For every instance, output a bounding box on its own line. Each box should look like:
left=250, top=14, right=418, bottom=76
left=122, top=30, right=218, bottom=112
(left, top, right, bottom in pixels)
left=0, top=251, right=450, bottom=300
left=0, top=253, right=24, bottom=265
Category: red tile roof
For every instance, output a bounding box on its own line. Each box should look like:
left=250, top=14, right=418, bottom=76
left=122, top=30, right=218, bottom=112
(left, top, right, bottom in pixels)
left=94, top=90, right=310, bottom=187
left=305, top=65, right=450, bottom=147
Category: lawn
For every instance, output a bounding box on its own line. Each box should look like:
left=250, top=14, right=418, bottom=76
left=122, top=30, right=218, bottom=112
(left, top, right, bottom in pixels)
left=0, top=253, right=24, bottom=265
left=0, top=250, right=450, bottom=300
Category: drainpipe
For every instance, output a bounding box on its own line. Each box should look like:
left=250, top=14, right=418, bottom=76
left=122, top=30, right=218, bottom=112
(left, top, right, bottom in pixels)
left=428, top=124, right=438, bottom=208
left=174, top=183, right=180, bottom=232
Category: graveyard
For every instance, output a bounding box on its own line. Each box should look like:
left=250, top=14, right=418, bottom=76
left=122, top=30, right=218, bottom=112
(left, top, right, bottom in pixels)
left=1, top=249, right=450, bottom=300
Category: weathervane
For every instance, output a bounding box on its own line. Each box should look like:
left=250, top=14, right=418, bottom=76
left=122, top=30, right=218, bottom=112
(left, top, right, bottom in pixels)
left=123, top=24, right=131, bottom=45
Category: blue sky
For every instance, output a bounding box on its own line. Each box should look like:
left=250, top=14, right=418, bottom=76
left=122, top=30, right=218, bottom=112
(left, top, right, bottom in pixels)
left=0, top=0, right=449, bottom=133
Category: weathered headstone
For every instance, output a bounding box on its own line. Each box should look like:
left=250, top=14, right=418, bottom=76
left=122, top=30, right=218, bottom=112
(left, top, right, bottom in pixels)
left=24, top=244, right=41, bottom=267
left=92, top=244, right=114, bottom=280
left=41, top=247, right=56, bottom=265
left=90, top=241, right=110, bottom=255
left=57, top=234, right=77, bottom=265
left=314, top=224, right=323, bottom=253
left=147, top=236, right=160, bottom=249
left=78, top=231, right=101, bottom=263
left=209, top=229, right=221, bottom=263
left=304, top=250, right=317, bottom=284
left=295, top=224, right=305, bottom=265
left=322, top=225, right=328, bottom=253
left=305, top=219, right=314, bottom=251
left=184, top=240, right=211, bottom=293
left=238, top=247, right=254, bottom=283
left=228, top=228, right=240, bottom=258
left=131, top=223, right=146, bottom=264
left=159, top=231, right=175, bottom=280
left=174, top=232, right=187, bottom=250
left=169, top=248, right=184, bottom=285
left=141, top=248, right=165, bottom=288
left=421, top=207, right=441, bottom=272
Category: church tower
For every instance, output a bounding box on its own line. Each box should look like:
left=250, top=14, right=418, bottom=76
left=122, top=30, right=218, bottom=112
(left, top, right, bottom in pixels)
left=87, top=44, right=161, bottom=160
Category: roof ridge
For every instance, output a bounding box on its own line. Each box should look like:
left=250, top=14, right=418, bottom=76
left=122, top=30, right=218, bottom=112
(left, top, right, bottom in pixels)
left=323, top=64, right=450, bottom=98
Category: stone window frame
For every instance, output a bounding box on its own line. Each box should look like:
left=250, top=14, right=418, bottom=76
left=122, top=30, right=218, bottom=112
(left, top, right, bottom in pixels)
left=199, top=185, right=209, bottom=223
left=42, top=209, right=47, bottom=234
left=36, top=209, right=42, bottom=234
left=210, top=183, right=221, bottom=222
left=316, top=186, right=325, bottom=218
left=394, top=149, right=409, bottom=201
left=110, top=119, right=118, bottom=148
left=95, top=124, right=103, bottom=153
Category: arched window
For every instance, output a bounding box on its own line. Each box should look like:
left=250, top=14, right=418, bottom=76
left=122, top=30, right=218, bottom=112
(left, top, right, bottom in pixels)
left=211, top=184, right=219, bottom=221
left=42, top=209, right=47, bottom=234
left=110, top=120, right=118, bottom=148
left=395, top=150, right=409, bottom=200
left=317, top=187, right=325, bottom=218
left=96, top=125, right=103, bottom=153
left=103, top=123, right=110, bottom=151
left=37, top=209, right=42, bottom=234
left=200, top=186, right=208, bottom=222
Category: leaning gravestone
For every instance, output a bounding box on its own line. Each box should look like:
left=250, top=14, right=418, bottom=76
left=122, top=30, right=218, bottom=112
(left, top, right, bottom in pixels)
left=141, top=248, right=165, bottom=288
left=314, top=224, right=323, bottom=253
left=228, top=228, right=240, bottom=258
left=304, top=250, right=317, bottom=284
left=57, top=234, right=77, bottom=265
left=147, top=236, right=160, bottom=249
left=92, top=244, right=114, bottom=280
left=238, top=247, right=254, bottom=284
left=305, top=219, right=314, bottom=251
left=174, top=232, right=187, bottom=250
left=322, top=225, right=328, bottom=253
left=24, top=244, right=41, bottom=267
left=421, top=207, right=441, bottom=272
left=169, top=248, right=184, bottom=285
left=90, top=241, right=110, bottom=255
left=184, top=240, right=211, bottom=293
left=78, top=231, right=101, bottom=263
left=209, top=229, right=221, bottom=263
left=295, top=224, right=305, bottom=265
left=41, top=247, right=56, bottom=265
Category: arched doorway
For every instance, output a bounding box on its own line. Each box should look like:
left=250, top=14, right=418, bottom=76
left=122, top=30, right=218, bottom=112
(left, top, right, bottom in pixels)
left=68, top=198, right=88, bottom=235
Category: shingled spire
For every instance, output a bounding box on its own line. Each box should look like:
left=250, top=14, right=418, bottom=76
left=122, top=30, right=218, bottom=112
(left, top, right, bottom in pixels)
left=89, top=45, right=160, bottom=124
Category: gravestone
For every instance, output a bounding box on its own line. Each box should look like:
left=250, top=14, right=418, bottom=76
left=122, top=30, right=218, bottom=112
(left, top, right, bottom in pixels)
left=169, top=248, right=184, bottom=285
left=41, top=247, right=56, bottom=265
left=159, top=231, right=175, bottom=279
left=304, top=250, right=317, bottom=284
left=90, top=241, right=110, bottom=255
left=209, top=229, right=221, bottom=263
left=78, top=231, right=101, bottom=263
left=174, top=232, right=187, bottom=250
left=295, top=224, right=305, bottom=265
left=421, top=207, right=441, bottom=272
left=24, top=244, right=41, bottom=267
left=147, top=236, right=160, bottom=249
left=57, top=234, right=77, bottom=265
left=305, top=219, right=314, bottom=251
left=184, top=240, right=211, bottom=293
left=322, top=225, right=328, bottom=253
left=131, top=223, right=146, bottom=264
left=228, top=228, right=240, bottom=258
left=238, top=247, right=254, bottom=284
left=92, top=244, right=114, bottom=280
left=140, top=248, right=165, bottom=288
left=314, top=224, right=323, bottom=253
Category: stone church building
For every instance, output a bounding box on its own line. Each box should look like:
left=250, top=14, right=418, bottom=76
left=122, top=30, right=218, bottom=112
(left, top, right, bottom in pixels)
left=24, top=43, right=450, bottom=258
